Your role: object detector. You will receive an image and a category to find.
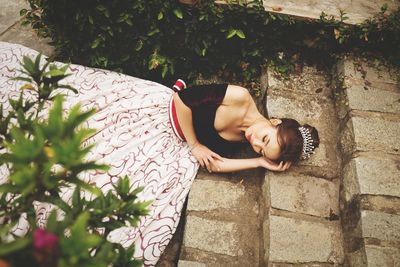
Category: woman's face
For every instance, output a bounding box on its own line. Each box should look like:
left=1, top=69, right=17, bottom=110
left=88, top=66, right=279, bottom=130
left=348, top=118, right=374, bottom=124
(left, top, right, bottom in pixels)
left=245, top=119, right=282, bottom=160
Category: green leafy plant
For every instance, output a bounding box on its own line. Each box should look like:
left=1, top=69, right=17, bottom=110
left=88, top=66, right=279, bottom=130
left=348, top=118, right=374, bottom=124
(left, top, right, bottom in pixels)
left=21, top=1, right=400, bottom=86
left=0, top=54, right=149, bottom=267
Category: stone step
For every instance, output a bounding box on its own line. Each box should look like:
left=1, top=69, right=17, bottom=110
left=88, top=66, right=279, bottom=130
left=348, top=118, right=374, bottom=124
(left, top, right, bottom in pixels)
left=264, top=63, right=344, bottom=266
left=178, top=260, right=206, bottom=267
left=342, top=155, right=400, bottom=203
left=340, top=115, right=400, bottom=158
left=186, top=178, right=258, bottom=217
left=268, top=215, right=344, bottom=264
left=0, top=0, right=53, bottom=56
left=179, top=173, right=262, bottom=266
left=0, top=0, right=27, bottom=34
left=265, top=172, right=339, bottom=218
left=267, top=71, right=340, bottom=179
left=360, top=210, right=400, bottom=244
left=364, top=245, right=400, bottom=267
left=336, top=56, right=400, bottom=266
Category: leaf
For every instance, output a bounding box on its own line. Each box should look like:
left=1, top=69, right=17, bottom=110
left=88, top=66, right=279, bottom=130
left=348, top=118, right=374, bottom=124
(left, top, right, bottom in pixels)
left=135, top=40, right=143, bottom=51
left=173, top=9, right=183, bottom=19
left=70, top=212, right=89, bottom=238
left=34, top=53, right=42, bottom=71
left=236, top=30, right=246, bottom=39
left=44, top=69, right=65, bottom=77
left=47, top=95, right=64, bottom=135
left=125, top=18, right=133, bottom=26
left=161, top=64, right=168, bottom=78
left=114, top=175, right=130, bottom=196
left=91, top=38, right=102, bottom=49
left=381, top=3, right=388, bottom=12
left=147, top=28, right=160, bottom=37
left=74, top=179, right=102, bottom=197
left=11, top=76, right=32, bottom=83
left=22, top=56, right=35, bottom=74
left=58, top=84, right=78, bottom=94
left=20, top=9, right=28, bottom=16
left=0, top=237, right=30, bottom=256
left=157, top=12, right=164, bottom=20
left=226, top=29, right=237, bottom=39
left=46, top=209, right=59, bottom=233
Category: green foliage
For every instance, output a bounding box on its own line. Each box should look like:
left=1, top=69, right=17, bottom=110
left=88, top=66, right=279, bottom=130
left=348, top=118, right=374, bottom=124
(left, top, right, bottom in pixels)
left=21, top=1, right=400, bottom=85
left=0, top=54, right=149, bottom=267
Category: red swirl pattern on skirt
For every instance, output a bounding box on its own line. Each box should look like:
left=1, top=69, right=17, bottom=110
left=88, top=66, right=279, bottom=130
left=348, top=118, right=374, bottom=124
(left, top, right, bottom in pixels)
left=0, top=42, right=199, bottom=266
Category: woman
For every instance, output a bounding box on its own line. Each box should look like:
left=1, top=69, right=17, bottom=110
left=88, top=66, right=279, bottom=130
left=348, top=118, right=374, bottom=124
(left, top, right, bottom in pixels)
left=172, top=83, right=319, bottom=173
left=0, top=42, right=319, bottom=266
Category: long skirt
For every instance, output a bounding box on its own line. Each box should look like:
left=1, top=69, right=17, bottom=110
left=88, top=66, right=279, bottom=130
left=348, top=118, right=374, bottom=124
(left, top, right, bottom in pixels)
left=0, top=42, right=199, bottom=266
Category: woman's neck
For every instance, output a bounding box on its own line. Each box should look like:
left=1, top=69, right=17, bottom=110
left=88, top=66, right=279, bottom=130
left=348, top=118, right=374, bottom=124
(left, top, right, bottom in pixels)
left=239, top=111, right=267, bottom=132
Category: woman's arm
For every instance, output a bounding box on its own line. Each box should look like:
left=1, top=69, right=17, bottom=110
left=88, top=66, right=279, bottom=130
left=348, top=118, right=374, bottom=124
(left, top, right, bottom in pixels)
left=173, top=93, right=223, bottom=171
left=210, top=157, right=291, bottom=173
left=173, top=92, right=198, bottom=148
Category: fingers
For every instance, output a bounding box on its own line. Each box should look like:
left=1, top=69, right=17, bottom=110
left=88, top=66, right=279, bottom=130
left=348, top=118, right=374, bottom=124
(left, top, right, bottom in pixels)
left=211, top=152, right=224, bottom=161
left=278, top=161, right=284, bottom=169
left=285, top=162, right=292, bottom=170
left=277, top=161, right=292, bottom=171
left=204, top=156, right=212, bottom=172
left=206, top=155, right=221, bottom=172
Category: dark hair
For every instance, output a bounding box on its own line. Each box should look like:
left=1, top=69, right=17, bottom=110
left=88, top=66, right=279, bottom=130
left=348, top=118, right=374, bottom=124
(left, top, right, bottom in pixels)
left=276, top=118, right=320, bottom=164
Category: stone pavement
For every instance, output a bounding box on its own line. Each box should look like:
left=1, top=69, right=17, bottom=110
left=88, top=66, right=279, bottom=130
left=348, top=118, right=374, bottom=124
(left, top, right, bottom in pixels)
left=1, top=1, right=400, bottom=267
left=0, top=0, right=54, bottom=55
left=262, top=0, right=399, bottom=25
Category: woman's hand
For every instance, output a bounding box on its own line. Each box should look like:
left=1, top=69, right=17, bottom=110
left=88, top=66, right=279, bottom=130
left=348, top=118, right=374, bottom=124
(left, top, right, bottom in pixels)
left=190, top=143, right=223, bottom=172
left=258, top=157, right=291, bottom=172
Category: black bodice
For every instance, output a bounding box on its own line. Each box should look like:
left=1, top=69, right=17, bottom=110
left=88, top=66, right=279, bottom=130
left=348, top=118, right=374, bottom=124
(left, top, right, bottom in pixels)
left=177, top=84, right=244, bottom=156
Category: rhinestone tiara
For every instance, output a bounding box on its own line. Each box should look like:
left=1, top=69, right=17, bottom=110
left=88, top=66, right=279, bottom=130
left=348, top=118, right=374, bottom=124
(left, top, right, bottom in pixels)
left=298, top=126, right=315, bottom=159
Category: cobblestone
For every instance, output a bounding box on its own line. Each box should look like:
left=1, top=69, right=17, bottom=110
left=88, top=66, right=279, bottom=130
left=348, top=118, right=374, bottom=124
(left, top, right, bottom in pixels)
left=187, top=179, right=246, bottom=212
left=365, top=245, right=400, bottom=267
left=338, top=57, right=400, bottom=89
left=0, top=0, right=27, bottom=33
left=0, top=22, right=54, bottom=56
left=268, top=172, right=339, bottom=218
left=343, top=156, right=400, bottom=202
left=340, top=116, right=400, bottom=157
left=361, top=210, right=400, bottom=243
left=177, top=260, right=206, bottom=267
left=269, top=215, right=344, bottom=263
left=183, top=216, right=239, bottom=256
left=345, top=85, right=400, bottom=114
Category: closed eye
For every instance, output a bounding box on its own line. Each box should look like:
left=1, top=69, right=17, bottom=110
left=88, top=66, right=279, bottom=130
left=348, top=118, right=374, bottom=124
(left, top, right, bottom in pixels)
left=260, top=135, right=269, bottom=156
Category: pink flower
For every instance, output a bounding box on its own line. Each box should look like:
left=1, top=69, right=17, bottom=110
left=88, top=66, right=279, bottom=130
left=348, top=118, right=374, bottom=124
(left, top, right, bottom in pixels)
left=33, top=229, right=58, bottom=250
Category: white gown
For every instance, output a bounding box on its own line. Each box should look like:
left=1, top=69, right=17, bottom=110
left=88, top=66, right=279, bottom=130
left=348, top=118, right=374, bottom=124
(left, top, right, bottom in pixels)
left=0, top=42, right=199, bottom=266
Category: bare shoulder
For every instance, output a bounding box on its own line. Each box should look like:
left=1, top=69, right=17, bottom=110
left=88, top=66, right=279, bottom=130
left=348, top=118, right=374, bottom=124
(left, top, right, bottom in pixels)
left=224, top=85, right=251, bottom=105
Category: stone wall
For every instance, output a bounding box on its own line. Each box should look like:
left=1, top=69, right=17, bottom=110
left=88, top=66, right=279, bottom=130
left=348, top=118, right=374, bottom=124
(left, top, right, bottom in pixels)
left=262, top=64, right=344, bottom=266
left=336, top=57, right=400, bottom=266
